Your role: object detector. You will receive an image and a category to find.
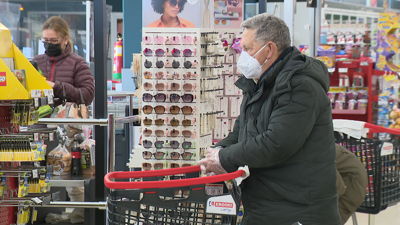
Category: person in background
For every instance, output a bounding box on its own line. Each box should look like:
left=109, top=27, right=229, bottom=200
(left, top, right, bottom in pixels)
left=197, top=13, right=341, bottom=224
left=148, top=0, right=196, bottom=28
left=335, top=144, right=368, bottom=224
left=33, top=16, right=94, bottom=106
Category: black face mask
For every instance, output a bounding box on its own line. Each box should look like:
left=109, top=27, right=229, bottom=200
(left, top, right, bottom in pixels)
left=44, top=42, right=63, bottom=57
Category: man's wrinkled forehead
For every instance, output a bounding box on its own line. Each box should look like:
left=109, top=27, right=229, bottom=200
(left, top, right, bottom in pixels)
left=241, top=28, right=256, bottom=49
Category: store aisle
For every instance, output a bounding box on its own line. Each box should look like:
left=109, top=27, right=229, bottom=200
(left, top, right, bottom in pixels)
left=344, top=203, right=400, bottom=225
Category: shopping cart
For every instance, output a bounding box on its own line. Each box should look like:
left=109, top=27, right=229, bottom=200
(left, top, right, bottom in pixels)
left=104, top=165, right=244, bottom=225
left=334, top=121, right=400, bottom=214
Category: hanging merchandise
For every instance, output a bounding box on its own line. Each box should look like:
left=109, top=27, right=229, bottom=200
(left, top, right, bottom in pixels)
left=47, top=127, right=72, bottom=175
left=113, top=34, right=123, bottom=81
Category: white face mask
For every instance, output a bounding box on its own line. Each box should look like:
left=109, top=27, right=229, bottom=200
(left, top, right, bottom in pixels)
left=237, top=44, right=268, bottom=79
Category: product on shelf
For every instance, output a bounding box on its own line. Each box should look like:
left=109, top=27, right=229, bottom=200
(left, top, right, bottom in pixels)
left=327, top=88, right=368, bottom=110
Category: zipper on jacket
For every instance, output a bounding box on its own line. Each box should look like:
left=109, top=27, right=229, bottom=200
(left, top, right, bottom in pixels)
left=50, top=56, right=56, bottom=81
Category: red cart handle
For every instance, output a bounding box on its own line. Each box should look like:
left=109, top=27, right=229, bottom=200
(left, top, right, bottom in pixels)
left=104, top=166, right=244, bottom=190
left=364, top=123, right=400, bottom=136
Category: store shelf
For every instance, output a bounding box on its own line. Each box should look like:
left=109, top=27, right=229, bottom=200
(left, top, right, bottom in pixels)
left=107, top=91, right=136, bottom=97
left=332, top=109, right=366, bottom=115
left=49, top=174, right=95, bottom=187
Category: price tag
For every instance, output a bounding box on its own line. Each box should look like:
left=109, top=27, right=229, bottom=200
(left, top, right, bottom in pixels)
left=43, top=89, right=54, bottom=97
left=31, top=90, right=42, bottom=98
left=327, top=68, right=335, bottom=73
left=381, top=142, right=394, bottom=156
left=338, top=68, right=348, bottom=73
left=34, top=133, right=39, bottom=142
left=32, top=169, right=38, bottom=179
left=49, top=133, right=54, bottom=141
left=34, top=98, right=40, bottom=108
left=360, top=61, right=369, bottom=66
left=47, top=95, right=54, bottom=105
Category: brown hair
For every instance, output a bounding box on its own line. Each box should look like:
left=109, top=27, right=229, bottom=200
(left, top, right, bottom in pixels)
left=42, top=16, right=72, bottom=52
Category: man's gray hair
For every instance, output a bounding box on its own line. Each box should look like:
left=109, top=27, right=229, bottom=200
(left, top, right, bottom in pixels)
left=241, top=13, right=291, bottom=52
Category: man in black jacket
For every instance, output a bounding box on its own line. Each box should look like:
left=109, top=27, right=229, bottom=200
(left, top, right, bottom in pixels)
left=197, top=13, right=341, bottom=225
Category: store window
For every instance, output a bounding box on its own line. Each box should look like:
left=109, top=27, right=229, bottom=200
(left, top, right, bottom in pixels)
left=0, top=1, right=88, bottom=60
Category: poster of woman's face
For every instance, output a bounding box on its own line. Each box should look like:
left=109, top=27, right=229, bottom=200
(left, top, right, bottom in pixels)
left=143, top=0, right=201, bottom=28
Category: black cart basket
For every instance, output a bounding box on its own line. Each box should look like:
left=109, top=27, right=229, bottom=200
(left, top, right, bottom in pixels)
left=334, top=121, right=400, bottom=214
left=104, top=165, right=244, bottom=225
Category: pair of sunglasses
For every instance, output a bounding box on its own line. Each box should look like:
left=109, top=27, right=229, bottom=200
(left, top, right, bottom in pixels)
left=142, top=105, right=194, bottom=115
left=143, top=36, right=166, bottom=45
left=170, top=152, right=194, bottom=160
left=172, top=48, right=193, bottom=57
left=171, top=118, right=193, bottom=127
left=143, top=82, right=195, bottom=91
left=143, top=118, right=165, bottom=127
left=143, top=140, right=192, bottom=150
left=142, top=93, right=194, bottom=103
left=143, top=128, right=195, bottom=138
left=144, top=59, right=169, bottom=69
left=169, top=0, right=185, bottom=8
left=143, top=128, right=180, bottom=137
left=142, top=162, right=164, bottom=171
left=143, top=48, right=167, bottom=57
left=142, top=151, right=166, bottom=160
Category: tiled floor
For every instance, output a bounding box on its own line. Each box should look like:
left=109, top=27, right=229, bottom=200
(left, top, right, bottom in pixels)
left=344, top=203, right=400, bottom=225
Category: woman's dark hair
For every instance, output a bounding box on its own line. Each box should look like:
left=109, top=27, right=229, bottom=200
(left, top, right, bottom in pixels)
left=151, top=0, right=188, bottom=14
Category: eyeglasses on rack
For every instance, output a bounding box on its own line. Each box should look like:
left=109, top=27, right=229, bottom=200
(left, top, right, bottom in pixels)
left=142, top=151, right=166, bottom=160
left=170, top=152, right=194, bottom=160
left=143, top=140, right=165, bottom=149
left=142, top=162, right=164, bottom=171
left=170, top=118, right=193, bottom=127
left=169, top=94, right=194, bottom=103
left=169, top=105, right=195, bottom=115
left=142, top=105, right=165, bottom=115
left=143, top=118, right=165, bottom=127
left=142, top=93, right=167, bottom=102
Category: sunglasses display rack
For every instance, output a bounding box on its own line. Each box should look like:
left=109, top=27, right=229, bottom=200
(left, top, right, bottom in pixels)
left=130, top=28, right=234, bottom=172
left=212, top=31, right=244, bottom=143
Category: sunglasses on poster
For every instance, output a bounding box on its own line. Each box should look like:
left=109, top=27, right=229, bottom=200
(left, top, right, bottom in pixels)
left=142, top=105, right=166, bottom=115
left=142, top=93, right=167, bottom=103
left=143, top=118, right=165, bottom=127
left=170, top=105, right=195, bottom=115
left=169, top=0, right=185, bottom=8
left=227, top=0, right=239, bottom=7
left=143, top=140, right=165, bottom=149
left=170, top=118, right=193, bottom=127
left=142, top=151, right=167, bottom=160
left=169, top=141, right=193, bottom=149
left=170, top=152, right=195, bottom=160
left=170, top=93, right=194, bottom=103
left=142, top=162, right=164, bottom=171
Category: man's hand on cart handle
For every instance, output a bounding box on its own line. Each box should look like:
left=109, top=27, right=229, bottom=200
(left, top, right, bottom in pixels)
left=196, top=146, right=227, bottom=176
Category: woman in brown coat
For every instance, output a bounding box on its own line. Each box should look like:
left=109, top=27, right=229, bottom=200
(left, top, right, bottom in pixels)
left=336, top=144, right=368, bottom=224
left=33, top=16, right=94, bottom=106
